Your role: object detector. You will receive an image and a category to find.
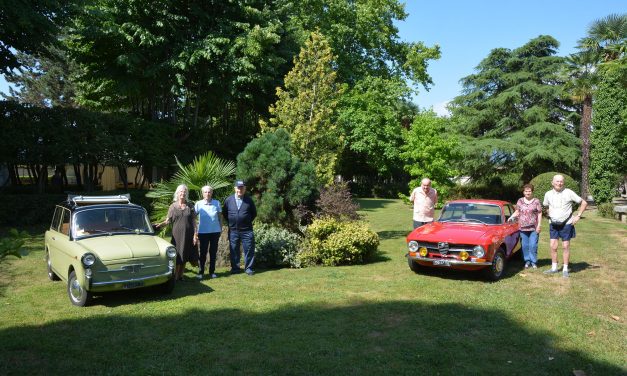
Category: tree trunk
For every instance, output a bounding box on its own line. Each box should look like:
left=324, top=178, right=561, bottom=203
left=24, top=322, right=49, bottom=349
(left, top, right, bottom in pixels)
left=36, top=164, right=48, bottom=194
left=580, top=94, right=592, bottom=199
left=117, top=164, right=128, bottom=191
left=8, top=163, right=19, bottom=186
left=73, top=163, right=83, bottom=188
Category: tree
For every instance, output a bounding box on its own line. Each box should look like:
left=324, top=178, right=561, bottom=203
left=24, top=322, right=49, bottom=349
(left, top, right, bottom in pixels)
left=236, top=129, right=318, bottom=228
left=1, top=44, right=79, bottom=108
left=400, top=110, right=461, bottom=198
left=580, top=13, right=627, bottom=203
left=449, top=35, right=580, bottom=183
left=338, top=76, right=414, bottom=177
left=147, top=152, right=236, bottom=223
left=283, top=0, right=440, bottom=90
left=562, top=50, right=598, bottom=198
left=0, top=0, right=73, bottom=73
left=261, top=31, right=343, bottom=184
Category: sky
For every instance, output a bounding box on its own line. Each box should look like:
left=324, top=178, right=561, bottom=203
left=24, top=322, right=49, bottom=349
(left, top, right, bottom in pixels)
left=1, top=0, right=625, bottom=114
left=396, top=0, right=626, bottom=115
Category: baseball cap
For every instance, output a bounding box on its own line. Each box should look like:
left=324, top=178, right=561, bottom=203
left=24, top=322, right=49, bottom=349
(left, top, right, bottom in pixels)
left=234, top=180, right=246, bottom=187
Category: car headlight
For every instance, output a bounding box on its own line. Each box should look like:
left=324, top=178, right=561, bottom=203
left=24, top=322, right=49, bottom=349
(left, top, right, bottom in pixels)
left=473, top=246, right=485, bottom=258
left=408, top=241, right=419, bottom=252
left=82, top=253, right=96, bottom=267
left=166, top=246, right=177, bottom=259
left=419, top=247, right=428, bottom=257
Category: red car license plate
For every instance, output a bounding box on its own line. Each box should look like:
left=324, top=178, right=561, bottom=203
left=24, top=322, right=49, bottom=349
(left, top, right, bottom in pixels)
left=433, top=259, right=451, bottom=266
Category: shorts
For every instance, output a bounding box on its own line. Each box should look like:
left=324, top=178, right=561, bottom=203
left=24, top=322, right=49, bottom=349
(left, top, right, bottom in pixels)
left=549, top=223, right=576, bottom=241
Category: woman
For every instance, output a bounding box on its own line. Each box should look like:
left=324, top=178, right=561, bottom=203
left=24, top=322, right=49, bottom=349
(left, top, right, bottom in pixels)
left=511, top=183, right=542, bottom=269
left=194, top=185, right=222, bottom=279
left=159, top=184, right=198, bottom=280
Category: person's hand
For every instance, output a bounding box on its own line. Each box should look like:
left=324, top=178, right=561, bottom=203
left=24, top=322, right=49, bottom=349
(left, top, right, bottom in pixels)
left=572, top=213, right=582, bottom=224
left=536, top=225, right=541, bottom=234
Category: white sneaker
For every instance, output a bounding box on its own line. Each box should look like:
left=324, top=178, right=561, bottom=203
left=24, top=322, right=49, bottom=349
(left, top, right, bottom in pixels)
left=196, top=273, right=203, bottom=280
left=210, top=273, right=217, bottom=279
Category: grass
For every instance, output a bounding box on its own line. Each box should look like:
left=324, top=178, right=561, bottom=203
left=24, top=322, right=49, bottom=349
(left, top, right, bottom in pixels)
left=0, top=199, right=625, bottom=375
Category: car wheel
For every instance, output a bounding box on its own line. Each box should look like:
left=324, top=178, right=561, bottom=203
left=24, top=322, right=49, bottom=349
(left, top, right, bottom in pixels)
left=484, top=249, right=506, bottom=281
left=46, top=250, right=60, bottom=281
left=159, top=275, right=176, bottom=294
left=408, top=257, right=421, bottom=273
left=67, top=270, right=92, bottom=307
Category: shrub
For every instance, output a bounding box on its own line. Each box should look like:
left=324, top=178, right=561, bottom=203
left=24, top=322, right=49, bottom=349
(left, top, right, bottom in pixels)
left=316, top=182, right=360, bottom=220
left=254, top=224, right=303, bottom=268
left=597, top=203, right=616, bottom=219
left=300, top=217, right=379, bottom=266
left=530, top=172, right=579, bottom=199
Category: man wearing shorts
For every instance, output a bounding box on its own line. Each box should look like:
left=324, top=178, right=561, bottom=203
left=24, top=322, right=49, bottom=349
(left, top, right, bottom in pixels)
left=542, top=174, right=587, bottom=278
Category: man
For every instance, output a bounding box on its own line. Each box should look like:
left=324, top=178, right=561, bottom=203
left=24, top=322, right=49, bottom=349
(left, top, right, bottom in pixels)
left=409, top=178, right=438, bottom=229
left=222, top=180, right=257, bottom=275
left=543, top=174, right=587, bottom=278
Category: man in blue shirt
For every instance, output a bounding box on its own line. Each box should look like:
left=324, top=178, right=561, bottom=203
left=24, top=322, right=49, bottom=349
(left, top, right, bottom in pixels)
left=222, top=180, right=257, bottom=275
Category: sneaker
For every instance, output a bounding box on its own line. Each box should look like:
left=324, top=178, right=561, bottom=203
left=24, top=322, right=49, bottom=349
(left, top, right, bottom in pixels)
left=531, top=263, right=538, bottom=269
left=196, top=273, right=203, bottom=280
left=562, top=270, right=569, bottom=278
left=245, top=269, right=254, bottom=276
left=210, top=273, right=217, bottom=279
left=544, top=268, right=560, bottom=274
left=524, top=262, right=531, bottom=269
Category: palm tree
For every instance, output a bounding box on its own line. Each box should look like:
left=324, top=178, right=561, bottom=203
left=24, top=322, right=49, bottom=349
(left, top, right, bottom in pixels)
left=573, top=13, right=627, bottom=200
left=146, top=152, right=236, bottom=223
left=563, top=50, right=599, bottom=199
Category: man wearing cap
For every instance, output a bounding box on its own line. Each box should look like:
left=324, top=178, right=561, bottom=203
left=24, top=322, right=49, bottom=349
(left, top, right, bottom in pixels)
left=222, top=180, right=257, bottom=275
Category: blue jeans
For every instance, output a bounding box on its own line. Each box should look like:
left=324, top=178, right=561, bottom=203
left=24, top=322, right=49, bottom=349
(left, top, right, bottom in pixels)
left=520, top=230, right=539, bottom=264
left=228, top=229, right=255, bottom=272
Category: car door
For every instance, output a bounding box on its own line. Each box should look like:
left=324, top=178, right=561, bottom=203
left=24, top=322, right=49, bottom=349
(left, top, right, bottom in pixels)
left=46, top=207, right=72, bottom=279
left=502, top=204, right=520, bottom=256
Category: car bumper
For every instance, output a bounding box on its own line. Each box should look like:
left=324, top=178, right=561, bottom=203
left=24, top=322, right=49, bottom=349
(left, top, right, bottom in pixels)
left=407, top=253, right=492, bottom=266
left=89, top=270, right=173, bottom=292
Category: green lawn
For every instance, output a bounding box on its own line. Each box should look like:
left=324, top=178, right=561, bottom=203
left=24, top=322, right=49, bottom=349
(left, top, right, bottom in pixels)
left=1, top=199, right=625, bottom=375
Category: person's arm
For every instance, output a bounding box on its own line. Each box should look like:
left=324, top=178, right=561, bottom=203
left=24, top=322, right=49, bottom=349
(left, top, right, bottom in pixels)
left=535, top=201, right=542, bottom=233
left=249, top=197, right=257, bottom=221
left=222, top=199, right=229, bottom=221
left=216, top=200, right=223, bottom=228
left=409, top=189, right=416, bottom=202
left=572, top=199, right=588, bottom=224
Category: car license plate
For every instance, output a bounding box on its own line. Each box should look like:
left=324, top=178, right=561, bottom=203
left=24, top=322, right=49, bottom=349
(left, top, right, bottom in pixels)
left=123, top=281, right=144, bottom=289
left=433, top=259, right=451, bottom=266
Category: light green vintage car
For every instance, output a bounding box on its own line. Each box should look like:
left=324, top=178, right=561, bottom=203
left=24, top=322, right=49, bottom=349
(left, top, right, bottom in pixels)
left=45, top=194, right=177, bottom=306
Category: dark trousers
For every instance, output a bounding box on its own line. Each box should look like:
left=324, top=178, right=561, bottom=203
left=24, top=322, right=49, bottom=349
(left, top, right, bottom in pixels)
left=228, top=229, right=255, bottom=272
left=198, top=232, right=220, bottom=274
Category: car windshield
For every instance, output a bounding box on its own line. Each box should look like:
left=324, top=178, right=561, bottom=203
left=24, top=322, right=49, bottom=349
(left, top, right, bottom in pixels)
left=73, top=207, right=153, bottom=238
left=438, top=203, right=503, bottom=225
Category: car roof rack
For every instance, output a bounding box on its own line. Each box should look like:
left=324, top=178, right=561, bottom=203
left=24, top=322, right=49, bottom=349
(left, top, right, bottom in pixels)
left=68, top=194, right=131, bottom=206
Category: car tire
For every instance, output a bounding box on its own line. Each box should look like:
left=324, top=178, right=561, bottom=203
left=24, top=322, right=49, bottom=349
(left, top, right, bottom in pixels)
left=159, top=275, right=176, bottom=294
left=46, top=250, right=60, bottom=281
left=67, top=270, right=92, bottom=307
left=484, top=248, right=506, bottom=281
left=408, top=257, right=421, bottom=273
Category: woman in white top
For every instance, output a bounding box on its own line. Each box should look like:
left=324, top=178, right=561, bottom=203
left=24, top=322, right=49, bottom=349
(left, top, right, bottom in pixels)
left=194, top=186, right=222, bottom=279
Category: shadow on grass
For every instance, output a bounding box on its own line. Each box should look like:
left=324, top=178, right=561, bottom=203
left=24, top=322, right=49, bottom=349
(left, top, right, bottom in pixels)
left=356, top=198, right=399, bottom=211
left=0, top=301, right=622, bottom=375
left=378, top=230, right=410, bottom=240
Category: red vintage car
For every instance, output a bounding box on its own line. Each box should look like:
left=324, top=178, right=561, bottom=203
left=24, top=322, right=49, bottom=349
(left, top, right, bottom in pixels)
left=406, top=199, right=520, bottom=280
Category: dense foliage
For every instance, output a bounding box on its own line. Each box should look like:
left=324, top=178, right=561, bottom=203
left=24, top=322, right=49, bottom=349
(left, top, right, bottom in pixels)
left=236, top=129, right=318, bottom=227
left=589, top=68, right=627, bottom=203
left=449, top=36, right=580, bottom=184
left=0, top=228, right=27, bottom=263
left=254, top=224, right=303, bottom=268
left=529, top=172, right=579, bottom=200
left=401, top=110, right=461, bottom=199
left=315, top=182, right=361, bottom=221
left=300, top=217, right=379, bottom=266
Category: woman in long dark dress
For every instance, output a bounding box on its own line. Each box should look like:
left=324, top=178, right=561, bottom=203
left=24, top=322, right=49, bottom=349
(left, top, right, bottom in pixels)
left=160, top=184, right=198, bottom=280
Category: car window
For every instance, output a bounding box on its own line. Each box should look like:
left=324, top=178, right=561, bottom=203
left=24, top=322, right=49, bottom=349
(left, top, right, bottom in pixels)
left=61, top=208, right=71, bottom=236
left=439, top=203, right=503, bottom=224
left=504, top=204, right=514, bottom=221
left=74, top=207, right=153, bottom=238
left=51, top=206, right=62, bottom=232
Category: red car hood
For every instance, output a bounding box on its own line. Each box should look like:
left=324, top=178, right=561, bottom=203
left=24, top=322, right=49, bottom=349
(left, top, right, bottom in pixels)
left=407, top=222, right=495, bottom=244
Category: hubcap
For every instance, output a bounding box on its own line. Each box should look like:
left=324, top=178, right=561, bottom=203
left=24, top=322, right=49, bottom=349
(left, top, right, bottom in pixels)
left=494, top=255, right=504, bottom=275
left=70, top=279, right=83, bottom=302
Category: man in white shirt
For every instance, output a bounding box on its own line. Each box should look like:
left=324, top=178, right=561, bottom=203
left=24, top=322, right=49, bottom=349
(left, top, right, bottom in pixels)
left=542, top=174, right=587, bottom=278
left=409, top=178, right=438, bottom=229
